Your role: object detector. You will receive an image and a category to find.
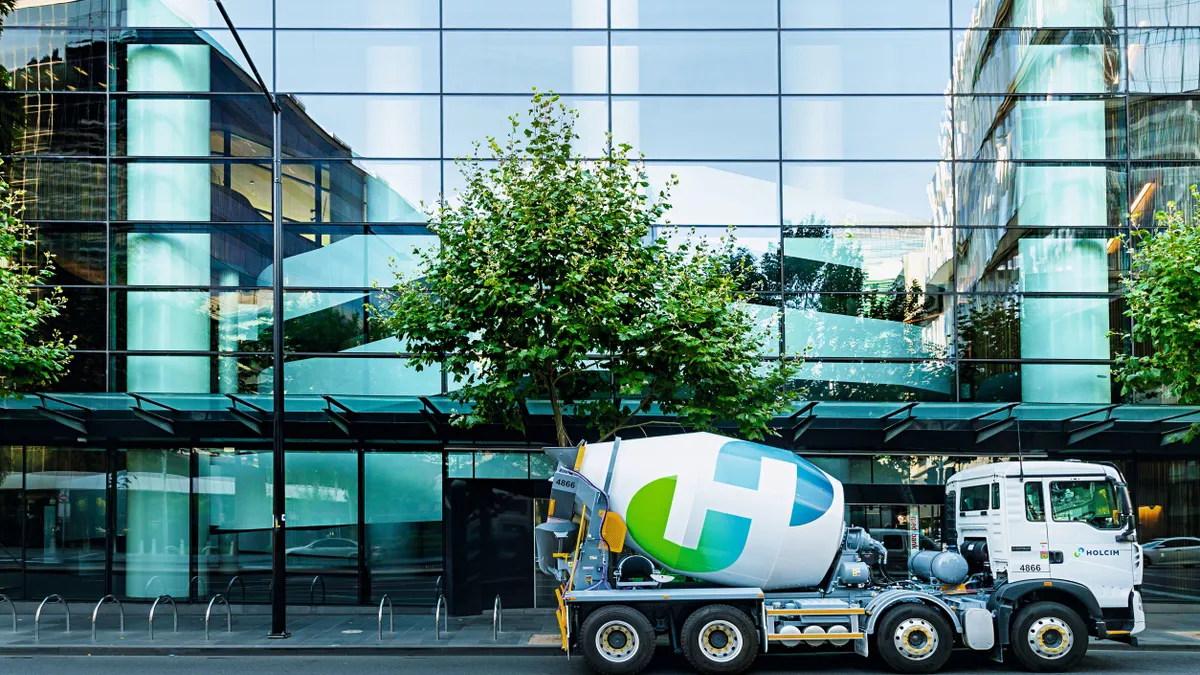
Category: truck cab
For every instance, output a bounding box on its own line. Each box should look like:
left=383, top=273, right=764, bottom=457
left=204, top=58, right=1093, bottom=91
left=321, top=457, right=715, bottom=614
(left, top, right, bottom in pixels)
left=946, top=461, right=1145, bottom=662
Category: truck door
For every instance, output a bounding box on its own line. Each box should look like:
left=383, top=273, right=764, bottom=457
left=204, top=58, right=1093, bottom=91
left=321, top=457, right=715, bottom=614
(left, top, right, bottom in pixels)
left=1006, top=479, right=1050, bottom=581
left=1044, top=478, right=1134, bottom=608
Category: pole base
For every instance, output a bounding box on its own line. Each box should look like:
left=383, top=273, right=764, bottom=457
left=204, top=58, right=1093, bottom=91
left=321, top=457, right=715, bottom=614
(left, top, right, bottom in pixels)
left=267, top=630, right=292, bottom=640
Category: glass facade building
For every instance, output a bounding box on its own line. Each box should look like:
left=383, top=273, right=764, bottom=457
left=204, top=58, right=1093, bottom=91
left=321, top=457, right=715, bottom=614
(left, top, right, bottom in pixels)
left=1, top=0, right=1200, bottom=611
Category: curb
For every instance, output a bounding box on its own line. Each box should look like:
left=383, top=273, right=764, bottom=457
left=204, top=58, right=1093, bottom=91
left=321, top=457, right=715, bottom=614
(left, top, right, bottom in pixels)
left=0, top=645, right=565, bottom=657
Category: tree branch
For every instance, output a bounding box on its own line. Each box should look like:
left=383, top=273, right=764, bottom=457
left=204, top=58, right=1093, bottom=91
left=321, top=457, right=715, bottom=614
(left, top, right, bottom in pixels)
left=597, top=389, right=656, bottom=442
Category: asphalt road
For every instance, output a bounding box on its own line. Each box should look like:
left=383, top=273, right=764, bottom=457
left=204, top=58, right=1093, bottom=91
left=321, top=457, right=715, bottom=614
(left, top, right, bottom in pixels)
left=0, top=651, right=1187, bottom=675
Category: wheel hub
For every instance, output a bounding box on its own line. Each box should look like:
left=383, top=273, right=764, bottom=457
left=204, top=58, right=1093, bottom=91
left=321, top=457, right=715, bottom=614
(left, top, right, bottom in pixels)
left=596, top=620, right=639, bottom=662
left=1028, top=617, right=1073, bottom=659
left=698, top=620, right=743, bottom=663
left=893, top=618, right=939, bottom=660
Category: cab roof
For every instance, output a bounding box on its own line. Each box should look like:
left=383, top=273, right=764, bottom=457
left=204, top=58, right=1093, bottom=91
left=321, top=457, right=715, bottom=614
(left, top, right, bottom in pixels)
left=947, top=460, right=1122, bottom=485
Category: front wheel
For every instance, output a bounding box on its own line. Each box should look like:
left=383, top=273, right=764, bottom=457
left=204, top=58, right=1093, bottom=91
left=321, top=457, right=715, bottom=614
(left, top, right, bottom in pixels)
left=874, top=604, right=954, bottom=674
left=680, top=604, right=759, bottom=675
left=578, top=605, right=656, bottom=675
left=1010, top=601, right=1088, bottom=672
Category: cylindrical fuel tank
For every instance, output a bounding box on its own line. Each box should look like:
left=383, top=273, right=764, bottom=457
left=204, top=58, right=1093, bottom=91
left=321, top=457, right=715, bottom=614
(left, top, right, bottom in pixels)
left=572, top=432, right=844, bottom=590
left=908, top=550, right=970, bottom=585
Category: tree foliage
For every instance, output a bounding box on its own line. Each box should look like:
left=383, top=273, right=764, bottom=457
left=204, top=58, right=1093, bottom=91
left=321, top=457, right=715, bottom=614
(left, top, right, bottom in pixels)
left=0, top=163, right=75, bottom=396
left=375, top=93, right=795, bottom=445
left=1116, top=186, right=1200, bottom=438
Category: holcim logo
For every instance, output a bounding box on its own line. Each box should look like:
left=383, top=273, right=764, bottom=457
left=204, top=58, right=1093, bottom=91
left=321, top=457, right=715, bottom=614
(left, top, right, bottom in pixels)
left=1075, top=547, right=1121, bottom=558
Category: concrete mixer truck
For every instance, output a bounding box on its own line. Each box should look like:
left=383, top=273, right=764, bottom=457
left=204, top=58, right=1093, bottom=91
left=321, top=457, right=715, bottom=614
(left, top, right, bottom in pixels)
left=535, top=433, right=1144, bottom=675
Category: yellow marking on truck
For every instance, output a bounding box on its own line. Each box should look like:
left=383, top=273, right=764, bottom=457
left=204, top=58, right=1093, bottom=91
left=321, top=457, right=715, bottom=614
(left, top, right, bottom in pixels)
left=1106, top=630, right=1131, bottom=635
left=767, top=608, right=865, bottom=616
left=768, top=633, right=865, bottom=641
left=574, top=443, right=587, bottom=471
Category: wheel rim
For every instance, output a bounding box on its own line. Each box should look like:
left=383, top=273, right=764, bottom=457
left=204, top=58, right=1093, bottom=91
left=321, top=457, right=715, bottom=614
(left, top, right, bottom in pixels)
left=595, top=620, right=639, bottom=663
left=1027, top=617, right=1074, bottom=660
left=893, top=618, right=939, bottom=661
left=697, top=620, right=743, bottom=663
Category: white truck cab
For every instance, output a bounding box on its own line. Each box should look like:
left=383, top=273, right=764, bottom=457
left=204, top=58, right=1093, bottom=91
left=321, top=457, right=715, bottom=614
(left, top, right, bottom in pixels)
left=946, top=460, right=1145, bottom=666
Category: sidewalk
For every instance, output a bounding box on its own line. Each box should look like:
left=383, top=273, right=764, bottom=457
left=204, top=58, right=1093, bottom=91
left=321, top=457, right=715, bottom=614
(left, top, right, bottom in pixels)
left=0, top=604, right=1196, bottom=656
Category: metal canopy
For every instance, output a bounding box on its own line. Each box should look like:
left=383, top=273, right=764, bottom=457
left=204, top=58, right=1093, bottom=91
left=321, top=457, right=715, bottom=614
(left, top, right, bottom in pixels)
left=1, top=394, right=1198, bottom=456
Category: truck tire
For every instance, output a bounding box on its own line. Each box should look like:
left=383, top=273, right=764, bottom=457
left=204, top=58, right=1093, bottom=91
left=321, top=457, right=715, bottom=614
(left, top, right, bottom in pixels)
left=874, top=603, right=954, bottom=674
left=680, top=604, right=759, bottom=675
left=579, top=605, right=656, bottom=675
left=1009, top=601, right=1088, bottom=672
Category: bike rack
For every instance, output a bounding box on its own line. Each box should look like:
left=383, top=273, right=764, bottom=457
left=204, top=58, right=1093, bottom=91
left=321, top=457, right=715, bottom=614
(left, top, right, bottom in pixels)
left=309, top=575, right=326, bottom=606
left=35, top=594, right=70, bottom=641
left=149, top=595, right=178, bottom=640
left=492, top=594, right=503, bottom=640
left=90, top=595, right=124, bottom=641
left=0, top=594, right=15, bottom=633
left=225, top=576, right=246, bottom=604
left=205, top=594, right=232, bottom=641
left=434, top=594, right=447, bottom=640
left=377, top=594, right=393, bottom=640
left=189, top=575, right=207, bottom=599
left=143, top=576, right=166, bottom=597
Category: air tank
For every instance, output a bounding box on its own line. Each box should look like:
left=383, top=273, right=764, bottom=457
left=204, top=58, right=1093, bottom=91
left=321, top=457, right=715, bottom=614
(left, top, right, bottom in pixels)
left=909, top=550, right=970, bottom=585
left=569, top=432, right=845, bottom=591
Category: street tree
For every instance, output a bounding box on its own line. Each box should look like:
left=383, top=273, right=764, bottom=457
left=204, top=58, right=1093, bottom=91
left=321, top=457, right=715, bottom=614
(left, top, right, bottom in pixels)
left=375, top=92, right=795, bottom=446
left=1116, top=186, right=1200, bottom=439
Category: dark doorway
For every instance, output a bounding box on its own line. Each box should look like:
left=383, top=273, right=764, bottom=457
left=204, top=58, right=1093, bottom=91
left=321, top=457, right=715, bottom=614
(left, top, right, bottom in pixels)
left=444, top=479, right=550, bottom=616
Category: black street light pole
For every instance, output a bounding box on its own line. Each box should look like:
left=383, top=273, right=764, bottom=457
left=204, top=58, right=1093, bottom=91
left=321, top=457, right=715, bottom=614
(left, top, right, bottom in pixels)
left=213, top=0, right=289, bottom=639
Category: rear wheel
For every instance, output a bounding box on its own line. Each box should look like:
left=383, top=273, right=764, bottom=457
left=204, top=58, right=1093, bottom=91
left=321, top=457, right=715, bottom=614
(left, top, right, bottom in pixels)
left=874, top=604, right=954, bottom=674
left=1010, top=601, right=1088, bottom=672
left=680, top=604, right=759, bottom=675
left=578, top=605, right=656, bottom=675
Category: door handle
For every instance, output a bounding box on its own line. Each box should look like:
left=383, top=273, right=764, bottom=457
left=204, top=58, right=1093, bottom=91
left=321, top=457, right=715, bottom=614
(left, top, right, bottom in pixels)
left=1048, top=551, right=1064, bottom=564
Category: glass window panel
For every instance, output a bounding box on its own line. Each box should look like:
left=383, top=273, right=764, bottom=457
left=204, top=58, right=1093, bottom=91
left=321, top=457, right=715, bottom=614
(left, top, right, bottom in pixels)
left=613, top=97, right=779, bottom=159
left=954, top=96, right=1126, bottom=162
left=784, top=227, right=954, bottom=295
left=277, top=31, right=438, bottom=94
left=112, top=223, right=273, bottom=287
left=783, top=97, right=950, bottom=160
left=278, top=0, right=439, bottom=28
left=0, top=446, right=21, bottom=598
left=0, top=28, right=107, bottom=91
left=783, top=163, right=947, bottom=228
left=954, top=162, right=1127, bottom=228
left=112, top=29, right=274, bottom=93
left=953, top=0, right=1124, bottom=27
left=644, top=162, right=780, bottom=226
left=276, top=355, right=442, bottom=396
left=784, top=293, right=952, bottom=359
left=611, top=32, right=778, bottom=94
left=111, top=353, right=273, bottom=393
left=474, top=452, right=529, bottom=479
left=443, top=96, right=608, bottom=159
left=283, top=291, right=368, bottom=353
left=366, top=452, right=444, bottom=605
left=784, top=0, right=949, bottom=28
left=658, top=226, right=781, bottom=291
left=0, top=93, right=105, bottom=156
left=782, top=31, right=950, bottom=94
left=22, top=447, right=108, bottom=600
left=1129, top=163, right=1200, bottom=228
left=954, top=29, right=1122, bottom=95
left=282, top=160, right=438, bottom=224
left=283, top=226, right=436, bottom=288
left=955, top=294, right=1125, bottom=362
left=114, top=449, right=191, bottom=599
left=25, top=223, right=107, bottom=286
left=283, top=95, right=440, bottom=159
left=284, top=451, right=359, bottom=604
left=447, top=452, right=473, bottom=478
left=110, top=288, right=272, bottom=353
left=7, top=0, right=107, bottom=27
left=445, top=0, right=605, bottom=28
left=111, top=160, right=272, bottom=222
left=960, top=361, right=1117, bottom=403
left=530, top=453, right=557, bottom=479
left=6, top=158, right=106, bottom=221
left=197, top=449, right=273, bottom=604
left=112, top=94, right=273, bottom=157
left=955, top=227, right=1125, bottom=293
left=443, top=31, right=607, bottom=94
left=872, top=456, right=944, bottom=485
left=1128, top=0, right=1200, bottom=26
left=1128, top=96, right=1200, bottom=160
left=34, top=286, right=105, bottom=351
left=111, top=0, right=272, bottom=27
left=34, top=351, right=106, bottom=393
left=790, top=360, right=956, bottom=401
left=612, top=0, right=778, bottom=28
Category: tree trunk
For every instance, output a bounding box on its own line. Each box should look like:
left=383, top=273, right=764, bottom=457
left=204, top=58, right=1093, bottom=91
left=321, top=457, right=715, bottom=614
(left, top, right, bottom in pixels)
left=546, top=374, right=570, bottom=446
